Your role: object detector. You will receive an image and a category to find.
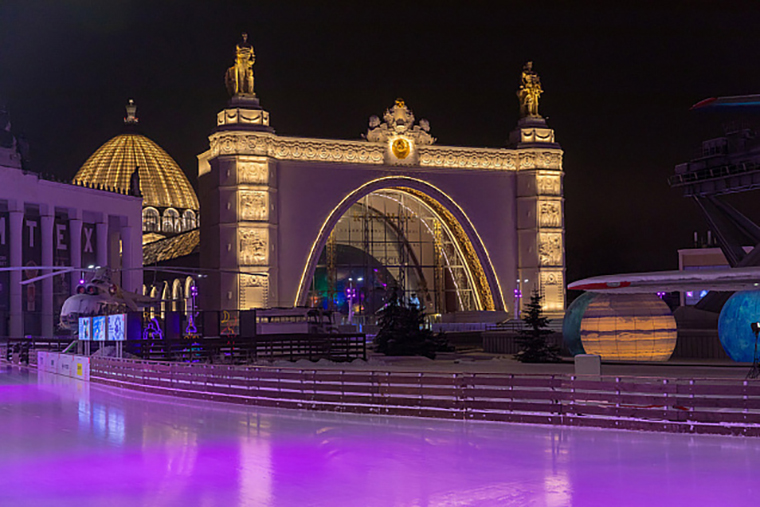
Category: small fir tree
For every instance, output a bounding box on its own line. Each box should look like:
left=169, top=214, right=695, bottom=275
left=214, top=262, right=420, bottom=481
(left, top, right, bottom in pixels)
left=514, top=289, right=561, bottom=363
left=374, top=287, right=442, bottom=358
left=374, top=288, right=405, bottom=354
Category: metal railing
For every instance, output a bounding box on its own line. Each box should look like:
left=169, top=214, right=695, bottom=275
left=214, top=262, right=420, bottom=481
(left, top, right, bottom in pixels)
left=669, top=160, right=760, bottom=187
left=89, top=356, right=760, bottom=437
left=121, top=333, right=366, bottom=363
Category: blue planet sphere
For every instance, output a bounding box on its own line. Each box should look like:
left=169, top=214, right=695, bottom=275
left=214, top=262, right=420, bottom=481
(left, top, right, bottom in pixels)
left=718, top=290, right=760, bottom=362
left=562, top=292, right=597, bottom=356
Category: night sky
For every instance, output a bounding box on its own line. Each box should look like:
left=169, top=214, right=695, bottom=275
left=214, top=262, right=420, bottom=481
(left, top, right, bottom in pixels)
left=2, top=2, right=760, bottom=285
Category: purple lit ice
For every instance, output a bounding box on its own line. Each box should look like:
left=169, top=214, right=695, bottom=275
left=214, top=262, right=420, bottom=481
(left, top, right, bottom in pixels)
left=1, top=367, right=759, bottom=506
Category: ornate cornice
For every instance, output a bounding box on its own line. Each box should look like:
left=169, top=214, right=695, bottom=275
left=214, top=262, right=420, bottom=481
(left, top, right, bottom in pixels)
left=419, top=146, right=562, bottom=171
left=207, top=132, right=563, bottom=171
left=209, top=132, right=385, bottom=164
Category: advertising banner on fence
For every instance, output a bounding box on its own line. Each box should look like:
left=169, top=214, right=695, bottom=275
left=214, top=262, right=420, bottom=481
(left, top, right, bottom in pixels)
left=58, top=354, right=74, bottom=377
left=37, top=351, right=90, bottom=380
left=73, top=356, right=90, bottom=381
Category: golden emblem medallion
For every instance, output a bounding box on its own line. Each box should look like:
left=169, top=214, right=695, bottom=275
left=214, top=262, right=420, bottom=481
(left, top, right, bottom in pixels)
left=391, top=138, right=411, bottom=159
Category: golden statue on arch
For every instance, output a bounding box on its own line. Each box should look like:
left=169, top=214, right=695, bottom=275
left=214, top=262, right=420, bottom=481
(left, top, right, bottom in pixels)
left=226, top=33, right=256, bottom=97
left=517, top=61, right=543, bottom=118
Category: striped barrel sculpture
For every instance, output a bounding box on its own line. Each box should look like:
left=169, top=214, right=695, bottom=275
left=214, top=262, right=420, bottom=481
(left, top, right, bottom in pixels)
left=564, top=293, right=677, bottom=362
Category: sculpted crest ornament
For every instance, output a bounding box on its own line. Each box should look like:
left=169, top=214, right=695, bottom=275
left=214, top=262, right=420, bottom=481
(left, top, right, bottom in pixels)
left=364, top=99, right=436, bottom=146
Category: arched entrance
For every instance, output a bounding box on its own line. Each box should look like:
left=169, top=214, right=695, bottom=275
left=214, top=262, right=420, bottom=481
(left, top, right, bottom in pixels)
left=295, top=177, right=501, bottom=321
left=199, top=96, right=565, bottom=318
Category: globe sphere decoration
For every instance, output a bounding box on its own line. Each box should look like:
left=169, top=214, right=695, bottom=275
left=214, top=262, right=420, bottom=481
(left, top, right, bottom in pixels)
left=562, top=292, right=597, bottom=356
left=717, top=290, right=760, bottom=362
left=579, top=293, right=677, bottom=362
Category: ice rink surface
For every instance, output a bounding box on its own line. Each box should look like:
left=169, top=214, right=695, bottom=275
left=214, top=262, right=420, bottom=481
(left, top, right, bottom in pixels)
left=1, top=366, right=760, bottom=507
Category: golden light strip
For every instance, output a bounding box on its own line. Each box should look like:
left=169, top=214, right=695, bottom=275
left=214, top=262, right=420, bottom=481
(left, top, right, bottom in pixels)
left=293, top=176, right=506, bottom=311
left=401, top=187, right=495, bottom=311
left=375, top=191, right=471, bottom=311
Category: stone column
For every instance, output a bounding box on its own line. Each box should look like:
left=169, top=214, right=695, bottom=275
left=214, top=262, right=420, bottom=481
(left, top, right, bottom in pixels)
left=41, top=213, right=54, bottom=337
left=120, top=225, right=140, bottom=292
left=513, top=118, right=565, bottom=318
left=200, top=96, right=275, bottom=312
left=233, top=155, right=277, bottom=310
left=9, top=206, right=22, bottom=338
left=96, top=221, right=108, bottom=268
left=201, top=151, right=277, bottom=311
left=516, top=157, right=565, bottom=317
left=69, top=216, right=82, bottom=293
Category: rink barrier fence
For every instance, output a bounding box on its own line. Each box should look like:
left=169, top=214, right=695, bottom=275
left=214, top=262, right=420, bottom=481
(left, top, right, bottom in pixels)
left=88, top=356, right=760, bottom=437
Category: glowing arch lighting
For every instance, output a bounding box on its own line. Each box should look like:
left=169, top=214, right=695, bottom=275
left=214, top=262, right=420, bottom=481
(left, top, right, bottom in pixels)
left=566, top=293, right=677, bottom=362
left=718, top=290, right=760, bottom=362
left=294, top=176, right=504, bottom=310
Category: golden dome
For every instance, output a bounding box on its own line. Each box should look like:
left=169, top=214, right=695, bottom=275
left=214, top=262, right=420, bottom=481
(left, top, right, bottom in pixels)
left=73, top=133, right=199, bottom=210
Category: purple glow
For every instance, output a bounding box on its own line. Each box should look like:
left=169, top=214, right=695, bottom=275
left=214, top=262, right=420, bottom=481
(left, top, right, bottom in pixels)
left=142, top=317, right=164, bottom=340
left=657, top=291, right=666, bottom=298
left=1, top=369, right=760, bottom=506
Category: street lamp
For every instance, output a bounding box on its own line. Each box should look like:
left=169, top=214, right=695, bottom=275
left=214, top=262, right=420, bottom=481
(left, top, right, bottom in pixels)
left=346, top=278, right=356, bottom=324
left=515, top=278, right=529, bottom=320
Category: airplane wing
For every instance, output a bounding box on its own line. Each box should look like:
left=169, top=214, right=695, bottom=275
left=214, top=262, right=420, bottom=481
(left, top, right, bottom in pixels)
left=691, top=94, right=760, bottom=110
left=568, top=266, right=760, bottom=293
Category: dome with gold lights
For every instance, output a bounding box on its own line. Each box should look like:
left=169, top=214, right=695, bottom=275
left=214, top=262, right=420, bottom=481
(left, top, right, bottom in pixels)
left=73, top=100, right=200, bottom=243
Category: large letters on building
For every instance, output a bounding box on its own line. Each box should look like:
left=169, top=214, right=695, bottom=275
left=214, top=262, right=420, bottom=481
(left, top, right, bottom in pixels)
left=53, top=216, right=71, bottom=320
left=22, top=209, right=41, bottom=335
left=81, top=222, right=97, bottom=268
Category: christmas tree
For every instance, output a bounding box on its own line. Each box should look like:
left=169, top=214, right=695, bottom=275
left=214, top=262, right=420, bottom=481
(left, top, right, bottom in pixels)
left=374, top=287, right=443, bottom=358
left=514, top=289, right=561, bottom=363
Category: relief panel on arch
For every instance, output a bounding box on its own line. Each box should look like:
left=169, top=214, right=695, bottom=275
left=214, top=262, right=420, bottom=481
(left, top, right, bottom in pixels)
left=239, top=190, right=269, bottom=222
left=540, top=270, right=565, bottom=312
left=538, top=200, right=562, bottom=228
left=236, top=156, right=269, bottom=185
left=538, top=231, right=563, bottom=267
left=536, top=174, right=561, bottom=196
left=239, top=227, right=269, bottom=266
left=240, top=272, right=269, bottom=309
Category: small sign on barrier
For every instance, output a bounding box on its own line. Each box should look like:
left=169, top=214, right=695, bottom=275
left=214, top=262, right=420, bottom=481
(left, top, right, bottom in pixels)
left=37, top=351, right=90, bottom=381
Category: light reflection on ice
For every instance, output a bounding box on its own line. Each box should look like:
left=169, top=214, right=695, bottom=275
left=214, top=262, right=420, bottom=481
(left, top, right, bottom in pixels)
left=1, top=368, right=760, bottom=506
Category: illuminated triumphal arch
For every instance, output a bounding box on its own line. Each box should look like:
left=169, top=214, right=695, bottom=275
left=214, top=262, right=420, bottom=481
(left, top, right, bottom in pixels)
left=199, top=39, right=564, bottom=320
